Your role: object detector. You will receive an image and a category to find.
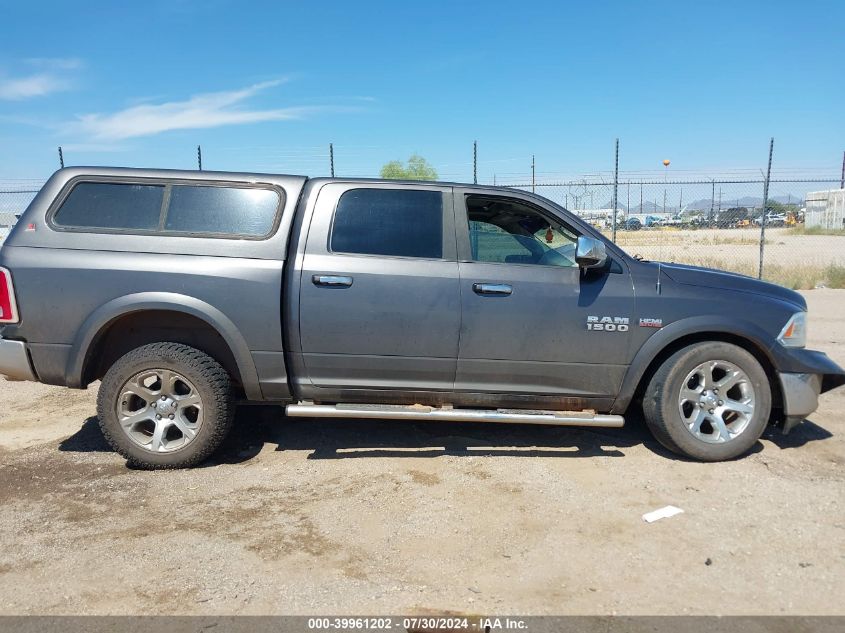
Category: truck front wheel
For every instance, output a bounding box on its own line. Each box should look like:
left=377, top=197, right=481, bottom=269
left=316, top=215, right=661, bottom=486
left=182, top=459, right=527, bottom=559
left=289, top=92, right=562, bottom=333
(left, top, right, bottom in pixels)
left=96, top=342, right=235, bottom=469
left=643, top=342, right=771, bottom=461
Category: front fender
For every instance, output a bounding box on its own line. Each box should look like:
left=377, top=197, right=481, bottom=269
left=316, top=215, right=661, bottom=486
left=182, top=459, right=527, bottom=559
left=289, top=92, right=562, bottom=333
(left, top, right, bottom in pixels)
left=610, top=315, right=778, bottom=414
left=66, top=291, right=262, bottom=400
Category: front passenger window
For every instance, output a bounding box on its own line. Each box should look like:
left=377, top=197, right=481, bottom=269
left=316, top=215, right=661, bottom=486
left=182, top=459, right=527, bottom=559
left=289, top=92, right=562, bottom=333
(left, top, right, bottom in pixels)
left=466, top=195, right=578, bottom=267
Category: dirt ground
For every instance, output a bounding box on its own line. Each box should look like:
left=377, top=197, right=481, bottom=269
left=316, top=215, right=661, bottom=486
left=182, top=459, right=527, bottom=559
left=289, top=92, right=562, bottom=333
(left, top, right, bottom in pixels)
left=0, top=291, right=843, bottom=616
left=608, top=227, right=845, bottom=273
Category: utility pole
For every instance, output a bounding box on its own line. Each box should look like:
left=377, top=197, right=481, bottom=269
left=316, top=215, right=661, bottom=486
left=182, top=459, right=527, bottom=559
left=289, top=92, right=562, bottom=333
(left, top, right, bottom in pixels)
left=758, top=137, right=774, bottom=280
left=531, top=155, right=535, bottom=193
left=329, top=143, right=335, bottom=177
left=58, top=146, right=64, bottom=168
left=611, top=138, right=619, bottom=242
left=710, top=180, right=715, bottom=226
left=197, top=145, right=203, bottom=171
left=841, top=150, right=844, bottom=189
left=473, top=140, right=477, bottom=185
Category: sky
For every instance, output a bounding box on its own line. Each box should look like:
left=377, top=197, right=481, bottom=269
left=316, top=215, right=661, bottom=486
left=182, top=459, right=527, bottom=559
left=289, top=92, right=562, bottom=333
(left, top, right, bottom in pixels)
left=1, top=0, right=844, bottom=184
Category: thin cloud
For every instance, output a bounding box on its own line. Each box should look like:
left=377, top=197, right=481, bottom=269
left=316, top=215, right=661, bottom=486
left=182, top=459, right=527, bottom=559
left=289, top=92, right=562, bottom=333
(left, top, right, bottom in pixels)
left=60, top=142, right=131, bottom=153
left=0, top=58, right=82, bottom=100
left=24, top=57, right=84, bottom=70
left=65, top=79, right=335, bottom=141
left=0, top=73, right=71, bottom=100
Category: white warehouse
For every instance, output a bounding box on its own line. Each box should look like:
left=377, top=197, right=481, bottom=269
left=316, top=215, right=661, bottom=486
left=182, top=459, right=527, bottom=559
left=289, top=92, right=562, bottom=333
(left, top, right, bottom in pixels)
left=805, top=188, right=845, bottom=230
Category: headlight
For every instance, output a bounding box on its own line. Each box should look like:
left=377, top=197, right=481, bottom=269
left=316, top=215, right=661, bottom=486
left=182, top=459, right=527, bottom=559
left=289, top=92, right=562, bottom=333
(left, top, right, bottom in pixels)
left=778, top=312, right=807, bottom=348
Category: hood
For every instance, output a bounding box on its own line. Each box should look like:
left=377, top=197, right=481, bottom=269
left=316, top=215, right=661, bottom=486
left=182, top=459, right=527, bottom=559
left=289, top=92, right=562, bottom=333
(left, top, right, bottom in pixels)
left=658, top=262, right=807, bottom=310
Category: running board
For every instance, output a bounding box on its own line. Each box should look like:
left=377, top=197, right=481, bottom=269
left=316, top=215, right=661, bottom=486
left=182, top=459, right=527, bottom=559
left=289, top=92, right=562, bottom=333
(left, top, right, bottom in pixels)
left=285, top=403, right=624, bottom=428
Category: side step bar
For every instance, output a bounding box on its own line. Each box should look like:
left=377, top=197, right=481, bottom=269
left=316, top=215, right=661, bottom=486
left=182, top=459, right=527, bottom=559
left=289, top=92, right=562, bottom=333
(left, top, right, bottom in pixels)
left=285, top=403, right=624, bottom=428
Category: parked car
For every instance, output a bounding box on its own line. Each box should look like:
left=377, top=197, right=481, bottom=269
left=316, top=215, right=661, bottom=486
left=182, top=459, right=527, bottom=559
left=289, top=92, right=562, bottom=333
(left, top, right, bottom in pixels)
left=1, top=167, right=842, bottom=468
left=626, top=214, right=662, bottom=230
left=754, top=213, right=787, bottom=227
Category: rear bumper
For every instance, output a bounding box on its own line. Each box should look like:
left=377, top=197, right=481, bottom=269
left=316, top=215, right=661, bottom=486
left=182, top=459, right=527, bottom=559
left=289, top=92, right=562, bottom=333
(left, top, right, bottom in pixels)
left=0, top=338, right=37, bottom=382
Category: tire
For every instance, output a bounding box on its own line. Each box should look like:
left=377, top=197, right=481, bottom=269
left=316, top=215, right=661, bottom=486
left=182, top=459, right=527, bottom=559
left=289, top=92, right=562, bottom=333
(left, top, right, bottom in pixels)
left=642, top=342, right=771, bottom=461
left=96, top=342, right=235, bottom=469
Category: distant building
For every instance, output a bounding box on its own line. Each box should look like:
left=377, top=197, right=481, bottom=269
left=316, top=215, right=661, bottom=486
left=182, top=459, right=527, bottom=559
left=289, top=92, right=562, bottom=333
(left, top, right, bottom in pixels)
left=805, top=189, right=845, bottom=230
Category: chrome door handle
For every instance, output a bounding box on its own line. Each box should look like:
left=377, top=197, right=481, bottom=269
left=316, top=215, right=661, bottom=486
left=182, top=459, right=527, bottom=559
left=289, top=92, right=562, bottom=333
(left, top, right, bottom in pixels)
left=313, top=275, right=353, bottom=288
left=472, top=283, right=512, bottom=296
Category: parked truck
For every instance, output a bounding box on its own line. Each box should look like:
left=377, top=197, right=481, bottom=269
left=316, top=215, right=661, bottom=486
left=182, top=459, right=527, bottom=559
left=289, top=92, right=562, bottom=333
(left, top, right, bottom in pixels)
left=0, top=167, right=842, bottom=468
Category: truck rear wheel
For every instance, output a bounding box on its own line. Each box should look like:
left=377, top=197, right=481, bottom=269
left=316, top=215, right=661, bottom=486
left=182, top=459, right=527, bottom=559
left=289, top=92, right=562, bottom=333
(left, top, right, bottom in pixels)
left=96, top=342, right=235, bottom=469
left=643, top=342, right=771, bottom=461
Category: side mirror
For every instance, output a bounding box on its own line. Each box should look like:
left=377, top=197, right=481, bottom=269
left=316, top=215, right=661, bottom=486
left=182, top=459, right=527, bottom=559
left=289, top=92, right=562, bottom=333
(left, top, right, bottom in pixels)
left=575, top=235, right=607, bottom=269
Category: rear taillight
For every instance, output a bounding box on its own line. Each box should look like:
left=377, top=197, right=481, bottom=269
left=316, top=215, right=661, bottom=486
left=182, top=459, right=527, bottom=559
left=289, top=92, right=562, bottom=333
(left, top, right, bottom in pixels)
left=0, top=267, right=19, bottom=324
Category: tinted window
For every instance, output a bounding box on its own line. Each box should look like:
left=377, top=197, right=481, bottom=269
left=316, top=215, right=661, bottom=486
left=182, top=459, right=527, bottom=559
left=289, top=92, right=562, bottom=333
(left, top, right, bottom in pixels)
left=466, top=195, right=577, bottom=267
left=54, top=182, right=164, bottom=230
left=165, top=185, right=280, bottom=236
left=331, top=189, right=443, bottom=258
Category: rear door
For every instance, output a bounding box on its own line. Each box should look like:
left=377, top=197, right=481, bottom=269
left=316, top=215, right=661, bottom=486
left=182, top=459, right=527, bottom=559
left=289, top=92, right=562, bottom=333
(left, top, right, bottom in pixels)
left=454, top=189, right=635, bottom=402
left=298, top=183, right=460, bottom=393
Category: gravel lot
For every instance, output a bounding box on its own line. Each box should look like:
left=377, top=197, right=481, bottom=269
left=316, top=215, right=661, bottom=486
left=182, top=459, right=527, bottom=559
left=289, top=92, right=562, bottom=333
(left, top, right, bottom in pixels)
left=0, top=291, right=843, bottom=616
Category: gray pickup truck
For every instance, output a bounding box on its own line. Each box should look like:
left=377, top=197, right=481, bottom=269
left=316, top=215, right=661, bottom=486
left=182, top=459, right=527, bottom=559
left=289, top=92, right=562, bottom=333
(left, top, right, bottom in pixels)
left=0, top=167, right=842, bottom=468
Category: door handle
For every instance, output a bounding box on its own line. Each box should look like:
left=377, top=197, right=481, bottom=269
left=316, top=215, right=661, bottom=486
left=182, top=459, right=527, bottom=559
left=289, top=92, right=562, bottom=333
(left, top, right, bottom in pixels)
left=313, top=275, right=353, bottom=288
left=472, top=283, right=512, bottom=296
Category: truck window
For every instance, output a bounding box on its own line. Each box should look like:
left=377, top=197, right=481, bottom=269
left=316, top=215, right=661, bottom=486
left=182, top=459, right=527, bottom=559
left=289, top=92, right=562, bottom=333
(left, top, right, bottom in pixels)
left=53, top=182, right=164, bottom=230
left=330, top=188, right=443, bottom=259
left=465, top=194, right=577, bottom=267
left=165, top=185, right=280, bottom=236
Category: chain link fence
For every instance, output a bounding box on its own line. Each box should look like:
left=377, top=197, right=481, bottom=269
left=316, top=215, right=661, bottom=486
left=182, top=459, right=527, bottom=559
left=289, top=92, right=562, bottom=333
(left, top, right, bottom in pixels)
left=504, top=178, right=845, bottom=288
left=0, top=185, right=39, bottom=243
left=2, top=176, right=844, bottom=288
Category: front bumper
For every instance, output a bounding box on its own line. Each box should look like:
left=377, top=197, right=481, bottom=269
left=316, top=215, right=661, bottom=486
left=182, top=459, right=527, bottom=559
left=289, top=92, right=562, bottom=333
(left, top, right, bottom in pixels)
left=771, top=347, right=845, bottom=432
left=0, top=338, right=37, bottom=382
left=778, top=372, right=821, bottom=430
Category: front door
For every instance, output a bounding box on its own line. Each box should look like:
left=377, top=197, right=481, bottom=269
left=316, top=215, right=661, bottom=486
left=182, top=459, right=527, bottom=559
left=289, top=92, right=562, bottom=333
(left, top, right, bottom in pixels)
left=454, top=189, right=635, bottom=403
left=298, top=183, right=460, bottom=393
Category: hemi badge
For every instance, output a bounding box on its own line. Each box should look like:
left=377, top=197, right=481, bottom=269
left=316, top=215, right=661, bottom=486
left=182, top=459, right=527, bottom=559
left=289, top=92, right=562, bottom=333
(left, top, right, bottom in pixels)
left=25, top=223, right=36, bottom=231
left=639, top=318, right=663, bottom=328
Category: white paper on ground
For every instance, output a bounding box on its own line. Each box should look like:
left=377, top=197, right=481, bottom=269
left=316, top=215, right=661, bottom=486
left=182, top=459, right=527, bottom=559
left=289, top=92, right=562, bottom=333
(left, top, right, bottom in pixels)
left=642, top=505, right=684, bottom=523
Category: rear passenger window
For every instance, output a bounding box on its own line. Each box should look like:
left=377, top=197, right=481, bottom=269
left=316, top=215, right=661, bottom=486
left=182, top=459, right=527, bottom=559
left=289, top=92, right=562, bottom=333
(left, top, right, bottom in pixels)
left=54, top=182, right=164, bottom=230
left=331, top=189, right=443, bottom=259
left=165, top=185, right=280, bottom=236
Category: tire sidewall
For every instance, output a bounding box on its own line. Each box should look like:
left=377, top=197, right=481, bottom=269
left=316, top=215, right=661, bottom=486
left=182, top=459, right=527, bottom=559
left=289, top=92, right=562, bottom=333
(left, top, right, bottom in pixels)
left=653, top=343, right=772, bottom=461
left=97, top=344, right=231, bottom=468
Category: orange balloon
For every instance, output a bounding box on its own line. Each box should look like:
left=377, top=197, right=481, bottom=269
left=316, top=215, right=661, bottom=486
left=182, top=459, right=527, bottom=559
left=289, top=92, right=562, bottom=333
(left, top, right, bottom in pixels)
left=662, top=159, right=671, bottom=167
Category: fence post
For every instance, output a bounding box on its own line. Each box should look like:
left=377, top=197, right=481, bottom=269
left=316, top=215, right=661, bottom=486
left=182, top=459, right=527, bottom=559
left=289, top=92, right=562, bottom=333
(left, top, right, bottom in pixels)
left=473, top=141, right=477, bottom=184
left=758, top=137, right=774, bottom=279
left=58, top=146, right=64, bottom=168
left=611, top=138, right=619, bottom=242
left=329, top=143, right=335, bottom=177
left=197, top=145, right=202, bottom=171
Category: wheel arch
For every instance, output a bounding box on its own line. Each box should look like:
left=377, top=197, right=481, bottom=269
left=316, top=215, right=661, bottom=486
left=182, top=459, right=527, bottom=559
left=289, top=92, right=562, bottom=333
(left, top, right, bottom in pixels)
left=611, top=319, right=782, bottom=415
left=67, top=292, right=262, bottom=400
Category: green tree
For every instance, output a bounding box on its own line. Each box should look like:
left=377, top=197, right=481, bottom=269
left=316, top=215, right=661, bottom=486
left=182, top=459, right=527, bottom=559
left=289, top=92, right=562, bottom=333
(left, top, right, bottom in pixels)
left=767, top=200, right=800, bottom=215
left=720, top=207, right=748, bottom=224
left=380, top=154, right=438, bottom=181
